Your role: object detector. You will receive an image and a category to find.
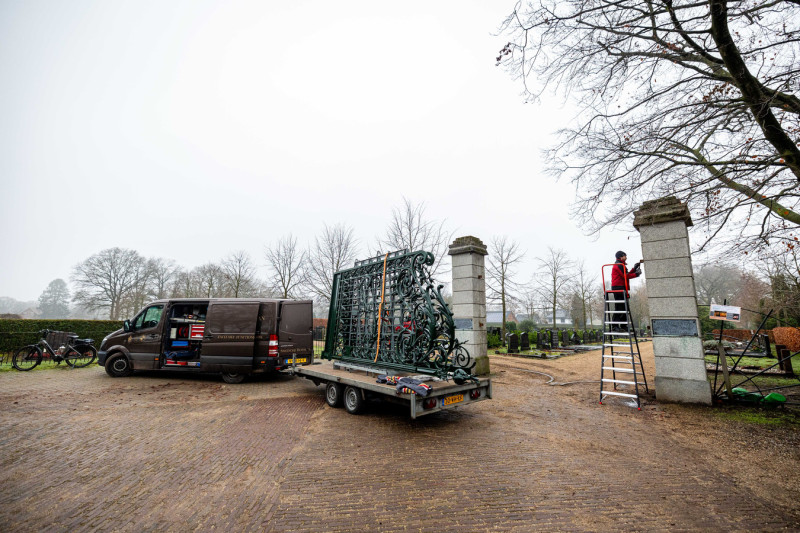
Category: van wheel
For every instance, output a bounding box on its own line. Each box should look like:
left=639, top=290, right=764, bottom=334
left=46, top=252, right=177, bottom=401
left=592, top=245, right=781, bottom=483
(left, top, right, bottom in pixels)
left=325, top=383, right=343, bottom=407
left=221, top=372, right=245, bottom=384
left=105, top=353, right=133, bottom=377
left=343, top=386, right=364, bottom=415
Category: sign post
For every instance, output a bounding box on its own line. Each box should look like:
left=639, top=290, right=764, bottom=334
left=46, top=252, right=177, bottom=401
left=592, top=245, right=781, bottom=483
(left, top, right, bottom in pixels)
left=710, top=300, right=740, bottom=397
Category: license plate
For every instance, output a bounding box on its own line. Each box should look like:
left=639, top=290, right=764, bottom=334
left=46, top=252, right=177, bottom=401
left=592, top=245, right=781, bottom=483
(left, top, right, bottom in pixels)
left=441, top=394, right=464, bottom=406
left=285, top=358, right=307, bottom=364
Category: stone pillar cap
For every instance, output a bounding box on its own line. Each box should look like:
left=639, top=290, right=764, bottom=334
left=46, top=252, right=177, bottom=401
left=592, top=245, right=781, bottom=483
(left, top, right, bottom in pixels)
left=448, top=236, right=488, bottom=256
left=633, top=196, right=694, bottom=229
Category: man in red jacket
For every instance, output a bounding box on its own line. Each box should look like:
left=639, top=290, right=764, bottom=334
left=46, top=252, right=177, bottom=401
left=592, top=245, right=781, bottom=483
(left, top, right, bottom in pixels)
left=609, top=251, right=642, bottom=331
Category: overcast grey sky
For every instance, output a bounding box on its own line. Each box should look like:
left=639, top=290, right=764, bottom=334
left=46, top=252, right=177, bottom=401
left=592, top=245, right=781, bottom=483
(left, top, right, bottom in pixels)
left=0, top=0, right=642, bottom=303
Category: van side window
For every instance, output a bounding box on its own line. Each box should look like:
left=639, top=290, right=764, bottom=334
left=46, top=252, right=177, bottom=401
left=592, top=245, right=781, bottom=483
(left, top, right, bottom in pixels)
left=133, top=305, right=164, bottom=330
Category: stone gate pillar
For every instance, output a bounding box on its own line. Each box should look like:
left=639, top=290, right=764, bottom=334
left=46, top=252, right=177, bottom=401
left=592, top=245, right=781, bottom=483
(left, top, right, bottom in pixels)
left=633, top=197, right=712, bottom=405
left=449, top=236, right=490, bottom=376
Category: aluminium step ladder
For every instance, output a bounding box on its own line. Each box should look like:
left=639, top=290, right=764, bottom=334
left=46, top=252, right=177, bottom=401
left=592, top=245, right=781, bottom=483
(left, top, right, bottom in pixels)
left=600, top=265, right=648, bottom=409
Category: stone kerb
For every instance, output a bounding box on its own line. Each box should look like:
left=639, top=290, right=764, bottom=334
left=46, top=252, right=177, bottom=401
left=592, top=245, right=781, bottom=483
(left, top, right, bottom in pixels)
left=449, top=236, right=489, bottom=376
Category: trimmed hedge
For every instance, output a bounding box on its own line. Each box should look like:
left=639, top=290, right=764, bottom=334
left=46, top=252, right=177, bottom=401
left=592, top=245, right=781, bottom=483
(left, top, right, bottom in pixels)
left=774, top=327, right=800, bottom=352
left=0, top=319, right=123, bottom=353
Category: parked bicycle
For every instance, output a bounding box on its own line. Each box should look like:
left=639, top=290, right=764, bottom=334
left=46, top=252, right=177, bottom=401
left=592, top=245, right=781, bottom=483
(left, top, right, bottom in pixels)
left=12, top=329, right=97, bottom=371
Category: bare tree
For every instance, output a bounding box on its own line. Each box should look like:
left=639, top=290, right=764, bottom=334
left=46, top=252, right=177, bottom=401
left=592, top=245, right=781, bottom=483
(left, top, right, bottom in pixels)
left=38, top=279, right=71, bottom=318
left=486, top=236, right=526, bottom=340
left=221, top=251, right=259, bottom=297
left=170, top=269, right=195, bottom=298
left=694, top=264, right=741, bottom=305
left=764, top=248, right=800, bottom=325
left=498, top=0, right=800, bottom=256
left=534, top=247, right=572, bottom=327
left=736, top=270, right=771, bottom=329
left=628, top=285, right=650, bottom=333
left=148, top=258, right=179, bottom=300
left=520, top=289, right=540, bottom=325
left=193, top=263, right=226, bottom=298
left=569, top=259, right=596, bottom=328
left=306, top=223, right=359, bottom=310
left=377, top=197, right=452, bottom=277
left=265, top=235, right=307, bottom=298
left=72, top=247, right=147, bottom=319
left=121, top=259, right=155, bottom=318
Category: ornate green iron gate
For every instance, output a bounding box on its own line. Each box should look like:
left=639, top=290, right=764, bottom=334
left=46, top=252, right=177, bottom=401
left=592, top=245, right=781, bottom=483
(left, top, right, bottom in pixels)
left=322, top=250, right=474, bottom=378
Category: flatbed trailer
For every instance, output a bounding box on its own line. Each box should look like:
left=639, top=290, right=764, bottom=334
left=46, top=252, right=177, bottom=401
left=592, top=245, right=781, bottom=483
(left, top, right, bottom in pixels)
left=289, top=360, right=492, bottom=419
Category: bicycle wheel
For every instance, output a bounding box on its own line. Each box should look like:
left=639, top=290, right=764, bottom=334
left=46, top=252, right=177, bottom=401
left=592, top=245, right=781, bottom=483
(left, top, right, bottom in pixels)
left=13, top=345, right=43, bottom=371
left=65, top=345, right=97, bottom=368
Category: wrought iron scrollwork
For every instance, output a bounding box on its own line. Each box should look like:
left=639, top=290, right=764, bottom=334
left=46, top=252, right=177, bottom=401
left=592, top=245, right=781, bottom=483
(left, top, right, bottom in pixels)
left=323, top=250, right=474, bottom=379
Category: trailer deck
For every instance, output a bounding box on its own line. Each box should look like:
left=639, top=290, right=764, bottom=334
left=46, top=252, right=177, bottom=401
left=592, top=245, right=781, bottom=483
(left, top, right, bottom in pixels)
left=289, top=360, right=492, bottom=418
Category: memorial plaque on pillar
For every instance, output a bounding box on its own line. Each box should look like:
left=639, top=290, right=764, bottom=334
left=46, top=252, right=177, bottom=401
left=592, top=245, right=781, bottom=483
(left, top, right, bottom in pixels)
left=520, top=334, right=530, bottom=351
left=453, top=318, right=473, bottom=330
left=508, top=334, right=519, bottom=353
left=651, top=319, right=699, bottom=337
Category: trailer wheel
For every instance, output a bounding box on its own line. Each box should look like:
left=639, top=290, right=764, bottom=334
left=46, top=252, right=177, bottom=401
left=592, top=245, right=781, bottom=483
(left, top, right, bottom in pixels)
left=221, top=372, right=245, bottom=384
left=343, top=386, right=364, bottom=415
left=325, top=383, right=343, bottom=407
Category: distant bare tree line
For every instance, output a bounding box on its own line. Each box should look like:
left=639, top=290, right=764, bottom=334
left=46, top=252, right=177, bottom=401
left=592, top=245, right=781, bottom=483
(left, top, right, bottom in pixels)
left=487, top=240, right=800, bottom=332
left=24, top=198, right=452, bottom=320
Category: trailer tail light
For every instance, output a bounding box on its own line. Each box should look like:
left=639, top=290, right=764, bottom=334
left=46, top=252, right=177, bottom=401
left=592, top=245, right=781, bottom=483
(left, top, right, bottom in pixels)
left=470, top=389, right=481, bottom=400
left=268, top=335, right=279, bottom=357
left=423, top=398, right=437, bottom=410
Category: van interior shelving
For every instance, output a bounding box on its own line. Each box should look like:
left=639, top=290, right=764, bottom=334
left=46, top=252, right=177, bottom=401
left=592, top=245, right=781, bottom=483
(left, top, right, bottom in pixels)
left=164, top=303, right=208, bottom=366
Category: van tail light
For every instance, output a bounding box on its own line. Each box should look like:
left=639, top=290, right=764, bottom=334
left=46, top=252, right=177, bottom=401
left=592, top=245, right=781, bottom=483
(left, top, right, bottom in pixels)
left=423, top=398, right=437, bottom=410
left=470, top=389, right=481, bottom=400
left=268, top=335, right=279, bottom=357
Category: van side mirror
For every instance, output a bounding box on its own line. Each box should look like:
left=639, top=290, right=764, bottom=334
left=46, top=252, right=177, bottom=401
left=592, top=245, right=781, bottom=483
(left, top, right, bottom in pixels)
left=123, top=320, right=131, bottom=332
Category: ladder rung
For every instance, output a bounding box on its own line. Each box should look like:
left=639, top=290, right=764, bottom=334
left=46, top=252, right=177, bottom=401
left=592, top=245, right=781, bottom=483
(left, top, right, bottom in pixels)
left=601, top=390, right=638, bottom=399
left=604, top=343, right=634, bottom=347
left=602, top=379, right=636, bottom=385
left=604, top=332, right=631, bottom=336
left=603, top=355, right=632, bottom=360
left=602, top=367, right=634, bottom=373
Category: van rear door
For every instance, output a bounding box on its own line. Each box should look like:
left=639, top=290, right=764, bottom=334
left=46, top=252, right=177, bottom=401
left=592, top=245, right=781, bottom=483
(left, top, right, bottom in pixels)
left=278, top=301, right=313, bottom=365
left=201, top=301, right=260, bottom=372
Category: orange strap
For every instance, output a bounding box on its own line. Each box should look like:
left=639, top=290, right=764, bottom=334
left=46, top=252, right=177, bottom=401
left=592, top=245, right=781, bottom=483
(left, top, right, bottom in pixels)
left=374, top=253, right=389, bottom=363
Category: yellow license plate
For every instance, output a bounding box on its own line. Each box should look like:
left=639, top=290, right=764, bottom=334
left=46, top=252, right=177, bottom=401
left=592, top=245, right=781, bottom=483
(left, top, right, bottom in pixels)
left=441, top=394, right=464, bottom=406
left=285, top=358, right=307, bottom=364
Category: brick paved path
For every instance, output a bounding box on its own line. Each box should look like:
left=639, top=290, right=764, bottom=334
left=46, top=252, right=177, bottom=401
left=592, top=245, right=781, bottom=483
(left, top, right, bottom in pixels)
left=1, top=350, right=798, bottom=532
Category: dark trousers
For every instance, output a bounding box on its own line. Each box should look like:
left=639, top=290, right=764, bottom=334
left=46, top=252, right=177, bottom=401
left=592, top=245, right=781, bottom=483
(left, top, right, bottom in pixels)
left=609, top=286, right=629, bottom=330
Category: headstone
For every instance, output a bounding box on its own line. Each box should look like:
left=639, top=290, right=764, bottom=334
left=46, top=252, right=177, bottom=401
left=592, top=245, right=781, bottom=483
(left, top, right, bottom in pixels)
left=520, top=333, right=530, bottom=351
left=762, top=334, right=772, bottom=358
left=536, top=330, right=547, bottom=349
left=551, top=330, right=559, bottom=347
left=561, top=330, right=570, bottom=347
left=508, top=333, right=519, bottom=353
left=776, top=345, right=794, bottom=374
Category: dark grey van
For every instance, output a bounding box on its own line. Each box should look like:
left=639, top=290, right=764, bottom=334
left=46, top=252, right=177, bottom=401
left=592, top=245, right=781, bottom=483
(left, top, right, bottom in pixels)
left=98, top=298, right=313, bottom=383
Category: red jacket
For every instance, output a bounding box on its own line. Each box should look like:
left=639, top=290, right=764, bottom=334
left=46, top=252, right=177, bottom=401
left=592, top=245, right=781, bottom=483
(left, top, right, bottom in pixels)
left=611, top=260, right=638, bottom=293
